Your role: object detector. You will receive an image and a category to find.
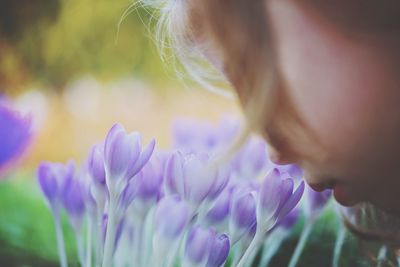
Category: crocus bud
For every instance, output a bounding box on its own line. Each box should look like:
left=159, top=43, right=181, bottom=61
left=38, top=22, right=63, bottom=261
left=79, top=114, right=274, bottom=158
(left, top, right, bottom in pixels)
left=104, top=124, right=155, bottom=193
left=278, top=208, right=300, bottom=230
left=62, top=175, right=86, bottom=231
left=206, top=189, right=232, bottom=225
left=37, top=163, right=59, bottom=204
left=229, top=188, right=257, bottom=243
left=87, top=143, right=106, bottom=185
left=184, top=226, right=214, bottom=266
left=304, top=185, right=332, bottom=219
left=0, top=99, right=31, bottom=176
left=133, top=161, right=163, bottom=201
left=37, top=161, right=74, bottom=208
left=155, top=196, right=189, bottom=239
left=104, top=124, right=140, bottom=179
left=206, top=233, right=230, bottom=267
left=257, top=168, right=305, bottom=232
left=232, top=138, right=267, bottom=179
left=165, top=152, right=227, bottom=209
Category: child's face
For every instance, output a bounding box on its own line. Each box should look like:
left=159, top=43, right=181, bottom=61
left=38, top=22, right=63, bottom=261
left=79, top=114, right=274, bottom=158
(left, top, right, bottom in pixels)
left=262, top=1, right=400, bottom=214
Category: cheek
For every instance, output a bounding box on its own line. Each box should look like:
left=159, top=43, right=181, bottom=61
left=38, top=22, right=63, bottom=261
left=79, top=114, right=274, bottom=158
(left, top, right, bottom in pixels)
left=268, top=1, right=400, bottom=179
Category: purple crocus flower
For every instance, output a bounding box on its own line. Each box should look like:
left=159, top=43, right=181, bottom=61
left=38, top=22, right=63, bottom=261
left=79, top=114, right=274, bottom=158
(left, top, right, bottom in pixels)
left=304, top=184, right=332, bottom=220
left=172, top=117, right=239, bottom=155
left=0, top=98, right=31, bottom=176
left=37, top=161, right=75, bottom=209
left=229, top=188, right=257, bottom=243
left=164, top=152, right=229, bottom=210
left=88, top=143, right=106, bottom=186
left=231, top=137, right=268, bottom=179
left=184, top=226, right=215, bottom=266
left=257, top=168, right=305, bottom=232
left=206, top=188, right=232, bottom=225
left=155, top=195, right=190, bottom=239
left=87, top=143, right=108, bottom=215
left=206, top=233, right=230, bottom=267
left=63, top=176, right=86, bottom=232
left=104, top=124, right=155, bottom=191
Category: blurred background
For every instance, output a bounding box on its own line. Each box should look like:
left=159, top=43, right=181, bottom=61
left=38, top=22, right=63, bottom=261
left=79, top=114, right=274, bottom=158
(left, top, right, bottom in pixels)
left=0, top=1, right=240, bottom=266
left=1, top=0, right=241, bottom=167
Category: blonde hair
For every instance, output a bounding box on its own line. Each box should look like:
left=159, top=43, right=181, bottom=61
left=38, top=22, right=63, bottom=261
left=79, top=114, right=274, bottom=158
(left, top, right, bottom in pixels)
left=137, top=0, right=277, bottom=135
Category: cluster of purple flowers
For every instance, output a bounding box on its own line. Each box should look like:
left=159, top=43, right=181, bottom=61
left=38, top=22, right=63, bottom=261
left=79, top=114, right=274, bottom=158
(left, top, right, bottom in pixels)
left=38, top=118, right=331, bottom=267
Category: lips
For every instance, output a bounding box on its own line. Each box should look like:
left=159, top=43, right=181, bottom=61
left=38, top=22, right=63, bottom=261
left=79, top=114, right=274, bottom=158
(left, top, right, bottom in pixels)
left=309, top=182, right=360, bottom=206
left=332, top=184, right=359, bottom=207
left=308, top=182, right=335, bottom=192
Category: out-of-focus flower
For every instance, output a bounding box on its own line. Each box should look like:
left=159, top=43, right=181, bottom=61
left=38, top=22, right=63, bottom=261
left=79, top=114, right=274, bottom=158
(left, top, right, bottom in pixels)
left=231, top=138, right=268, bottom=180
left=229, top=188, right=257, bottom=243
left=37, top=161, right=75, bottom=210
left=62, top=174, right=86, bottom=231
left=88, top=143, right=106, bottom=186
left=172, top=117, right=239, bottom=155
left=153, top=195, right=190, bottom=267
left=183, top=226, right=215, bottom=267
left=206, top=233, right=230, bottom=267
left=164, top=152, right=229, bottom=212
left=206, top=188, right=232, bottom=226
left=304, top=185, right=332, bottom=220
left=155, top=195, right=189, bottom=240
left=0, top=97, right=32, bottom=176
left=37, top=161, right=76, bottom=267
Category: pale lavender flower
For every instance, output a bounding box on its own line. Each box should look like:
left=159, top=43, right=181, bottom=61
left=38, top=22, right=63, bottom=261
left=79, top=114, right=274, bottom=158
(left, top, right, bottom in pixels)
left=155, top=195, right=189, bottom=239
left=0, top=98, right=32, bottom=176
left=172, top=117, right=239, bottom=155
left=152, top=195, right=191, bottom=266
left=206, top=188, right=232, bottom=225
left=184, top=226, right=215, bottom=266
left=257, top=168, right=305, bottom=232
left=164, top=152, right=229, bottom=210
left=229, top=188, right=257, bottom=243
left=88, top=143, right=106, bottom=186
left=104, top=124, right=155, bottom=191
left=62, top=174, right=86, bottom=231
left=37, top=161, right=76, bottom=267
left=37, top=161, right=75, bottom=209
left=304, top=184, right=332, bottom=219
left=206, top=233, right=230, bottom=267
left=232, top=138, right=268, bottom=179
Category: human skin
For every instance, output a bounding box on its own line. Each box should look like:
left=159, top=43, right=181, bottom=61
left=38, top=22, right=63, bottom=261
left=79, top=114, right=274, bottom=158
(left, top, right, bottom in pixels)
left=261, top=0, right=400, bottom=214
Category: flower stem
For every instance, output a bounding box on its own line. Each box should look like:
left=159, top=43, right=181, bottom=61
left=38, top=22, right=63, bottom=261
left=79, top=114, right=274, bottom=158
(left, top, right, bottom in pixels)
left=102, top=198, right=117, bottom=267
left=54, top=211, right=68, bottom=267
left=86, top=219, right=93, bottom=267
left=332, top=226, right=346, bottom=267
left=235, top=233, right=262, bottom=267
left=76, top=232, right=85, bottom=267
left=377, top=246, right=387, bottom=267
left=133, top=217, right=145, bottom=267
left=287, top=220, right=314, bottom=267
left=96, top=209, right=104, bottom=267
left=258, top=229, right=288, bottom=267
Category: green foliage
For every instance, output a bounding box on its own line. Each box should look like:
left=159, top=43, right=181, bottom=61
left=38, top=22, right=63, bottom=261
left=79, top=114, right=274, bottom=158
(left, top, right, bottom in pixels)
left=0, top=176, right=78, bottom=266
